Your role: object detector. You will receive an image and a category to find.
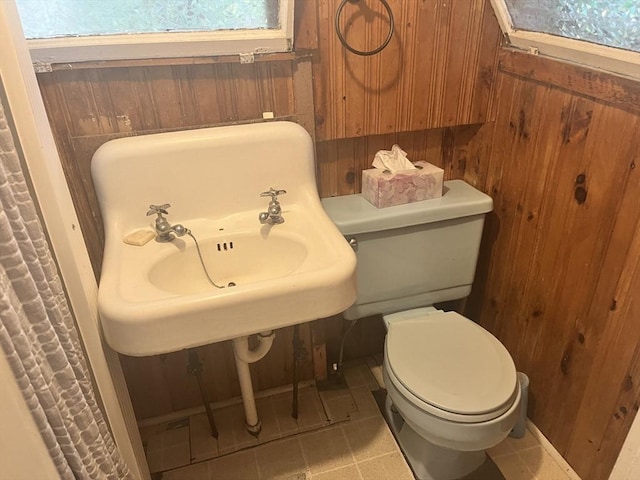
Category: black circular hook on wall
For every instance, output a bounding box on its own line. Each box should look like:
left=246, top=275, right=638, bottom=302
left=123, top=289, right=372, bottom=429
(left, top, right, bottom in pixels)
left=335, top=0, right=395, bottom=56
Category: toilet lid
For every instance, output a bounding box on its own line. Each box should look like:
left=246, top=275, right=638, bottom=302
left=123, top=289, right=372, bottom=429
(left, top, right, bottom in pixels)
left=386, top=311, right=517, bottom=416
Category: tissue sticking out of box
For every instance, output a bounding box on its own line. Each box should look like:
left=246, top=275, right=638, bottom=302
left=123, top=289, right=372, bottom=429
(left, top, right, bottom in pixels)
left=362, top=146, right=444, bottom=208
left=372, top=144, right=416, bottom=172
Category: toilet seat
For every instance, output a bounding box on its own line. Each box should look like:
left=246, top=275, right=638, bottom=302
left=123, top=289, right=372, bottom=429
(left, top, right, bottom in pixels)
left=385, top=310, right=518, bottom=423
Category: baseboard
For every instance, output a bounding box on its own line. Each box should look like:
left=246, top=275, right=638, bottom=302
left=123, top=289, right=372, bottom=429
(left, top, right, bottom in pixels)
left=526, top=419, right=582, bottom=480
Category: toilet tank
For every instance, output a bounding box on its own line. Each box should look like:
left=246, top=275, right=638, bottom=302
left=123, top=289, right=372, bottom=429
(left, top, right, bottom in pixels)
left=321, top=180, right=492, bottom=320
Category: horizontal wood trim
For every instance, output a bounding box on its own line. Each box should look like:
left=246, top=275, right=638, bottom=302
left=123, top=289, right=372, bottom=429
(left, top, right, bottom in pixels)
left=498, top=48, right=640, bottom=113
left=49, top=0, right=318, bottom=71
left=48, top=51, right=307, bottom=71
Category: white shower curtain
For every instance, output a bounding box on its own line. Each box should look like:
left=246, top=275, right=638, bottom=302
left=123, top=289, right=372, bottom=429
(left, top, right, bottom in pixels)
left=0, top=98, right=133, bottom=478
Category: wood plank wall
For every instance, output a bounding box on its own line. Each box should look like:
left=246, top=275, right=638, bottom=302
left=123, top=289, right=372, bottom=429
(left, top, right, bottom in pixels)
left=315, top=51, right=640, bottom=480
left=121, top=323, right=315, bottom=420
left=35, top=0, right=499, bottom=279
left=36, top=58, right=316, bottom=421
left=35, top=0, right=500, bottom=423
left=316, top=128, right=448, bottom=197
left=313, top=0, right=500, bottom=140
left=455, top=51, right=640, bottom=480
left=37, top=59, right=300, bottom=278
left=34, top=1, right=640, bottom=478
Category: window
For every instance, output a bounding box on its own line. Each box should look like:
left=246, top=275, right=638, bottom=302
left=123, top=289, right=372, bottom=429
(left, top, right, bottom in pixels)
left=491, top=0, right=640, bottom=79
left=14, top=0, right=294, bottom=65
left=504, top=0, right=638, bottom=52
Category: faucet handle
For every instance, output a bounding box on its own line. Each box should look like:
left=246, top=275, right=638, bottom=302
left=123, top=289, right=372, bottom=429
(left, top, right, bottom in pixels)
left=147, top=203, right=171, bottom=216
left=260, top=188, right=287, bottom=200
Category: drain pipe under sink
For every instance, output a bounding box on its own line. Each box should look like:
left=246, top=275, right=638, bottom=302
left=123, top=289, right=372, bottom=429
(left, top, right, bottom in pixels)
left=232, top=331, right=276, bottom=436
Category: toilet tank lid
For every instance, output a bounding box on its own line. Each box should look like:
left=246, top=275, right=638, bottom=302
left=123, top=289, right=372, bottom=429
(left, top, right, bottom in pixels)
left=321, top=180, right=493, bottom=235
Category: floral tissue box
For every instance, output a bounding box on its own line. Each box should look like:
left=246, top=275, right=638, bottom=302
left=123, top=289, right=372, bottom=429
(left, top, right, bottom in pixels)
left=361, top=161, right=444, bottom=208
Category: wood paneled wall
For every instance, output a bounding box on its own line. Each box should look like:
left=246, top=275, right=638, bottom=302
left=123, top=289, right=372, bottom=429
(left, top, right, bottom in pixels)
left=456, top=51, right=640, bottom=480
left=312, top=50, right=640, bottom=480
left=316, top=128, right=448, bottom=197
left=36, top=0, right=501, bottom=279
left=121, top=323, right=315, bottom=420
left=36, top=56, right=315, bottom=421
left=34, top=1, right=640, bottom=478
left=313, top=0, right=500, bottom=140
left=37, top=58, right=301, bottom=278
left=35, top=0, right=501, bottom=423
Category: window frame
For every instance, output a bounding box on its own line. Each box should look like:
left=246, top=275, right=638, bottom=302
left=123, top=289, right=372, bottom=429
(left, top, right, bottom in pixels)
left=19, top=0, right=294, bottom=65
left=490, top=0, right=640, bottom=80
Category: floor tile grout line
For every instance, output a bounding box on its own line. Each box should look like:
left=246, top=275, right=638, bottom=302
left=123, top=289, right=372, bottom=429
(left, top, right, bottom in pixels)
left=513, top=445, right=571, bottom=480
left=251, top=448, right=262, bottom=480
left=538, top=448, right=574, bottom=480
left=305, top=456, right=364, bottom=480
left=205, top=417, right=352, bottom=466
left=205, top=459, right=213, bottom=480
left=158, top=428, right=192, bottom=472
left=542, top=447, right=578, bottom=479
left=148, top=361, right=420, bottom=479
left=516, top=450, right=540, bottom=479
left=339, top=418, right=393, bottom=467
left=341, top=424, right=359, bottom=464
left=353, top=412, right=384, bottom=422
left=355, top=449, right=405, bottom=466
left=156, top=385, right=354, bottom=473
left=526, top=422, right=581, bottom=480
left=295, top=435, right=313, bottom=479
left=353, top=463, right=367, bottom=480
left=514, top=445, right=542, bottom=454
left=493, top=452, right=536, bottom=480
left=297, top=423, right=357, bottom=478
left=269, top=394, right=289, bottom=439
left=487, top=451, right=516, bottom=460
left=336, top=423, right=360, bottom=478
left=154, top=357, right=582, bottom=480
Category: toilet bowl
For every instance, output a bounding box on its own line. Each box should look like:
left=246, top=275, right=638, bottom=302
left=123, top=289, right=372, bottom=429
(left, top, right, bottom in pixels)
left=321, top=180, right=519, bottom=479
left=382, top=308, right=521, bottom=479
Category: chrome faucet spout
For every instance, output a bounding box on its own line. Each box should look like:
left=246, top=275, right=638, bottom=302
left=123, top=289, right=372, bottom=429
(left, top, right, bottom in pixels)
left=259, top=188, right=286, bottom=225
left=147, top=204, right=189, bottom=242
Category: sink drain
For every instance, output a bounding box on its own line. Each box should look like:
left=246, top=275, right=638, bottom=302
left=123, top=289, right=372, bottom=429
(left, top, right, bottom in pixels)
left=217, top=241, right=234, bottom=251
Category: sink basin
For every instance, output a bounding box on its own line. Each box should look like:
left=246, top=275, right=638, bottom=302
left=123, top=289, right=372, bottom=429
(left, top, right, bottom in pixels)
left=148, top=231, right=308, bottom=295
left=92, top=122, right=356, bottom=356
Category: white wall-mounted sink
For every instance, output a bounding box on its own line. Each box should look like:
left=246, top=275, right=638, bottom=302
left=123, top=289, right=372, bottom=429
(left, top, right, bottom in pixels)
left=92, top=122, right=356, bottom=356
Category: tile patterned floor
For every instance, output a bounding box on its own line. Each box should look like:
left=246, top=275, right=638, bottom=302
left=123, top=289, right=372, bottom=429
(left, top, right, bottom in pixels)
left=489, top=429, right=581, bottom=480
left=141, top=358, right=581, bottom=480
left=141, top=386, right=334, bottom=474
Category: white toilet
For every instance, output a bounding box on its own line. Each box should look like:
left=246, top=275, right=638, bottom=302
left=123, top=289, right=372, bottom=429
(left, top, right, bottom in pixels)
left=322, top=180, right=521, bottom=480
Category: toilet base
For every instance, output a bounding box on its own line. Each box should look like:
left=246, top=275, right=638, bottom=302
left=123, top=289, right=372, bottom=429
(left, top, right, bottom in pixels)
left=385, top=396, right=486, bottom=480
